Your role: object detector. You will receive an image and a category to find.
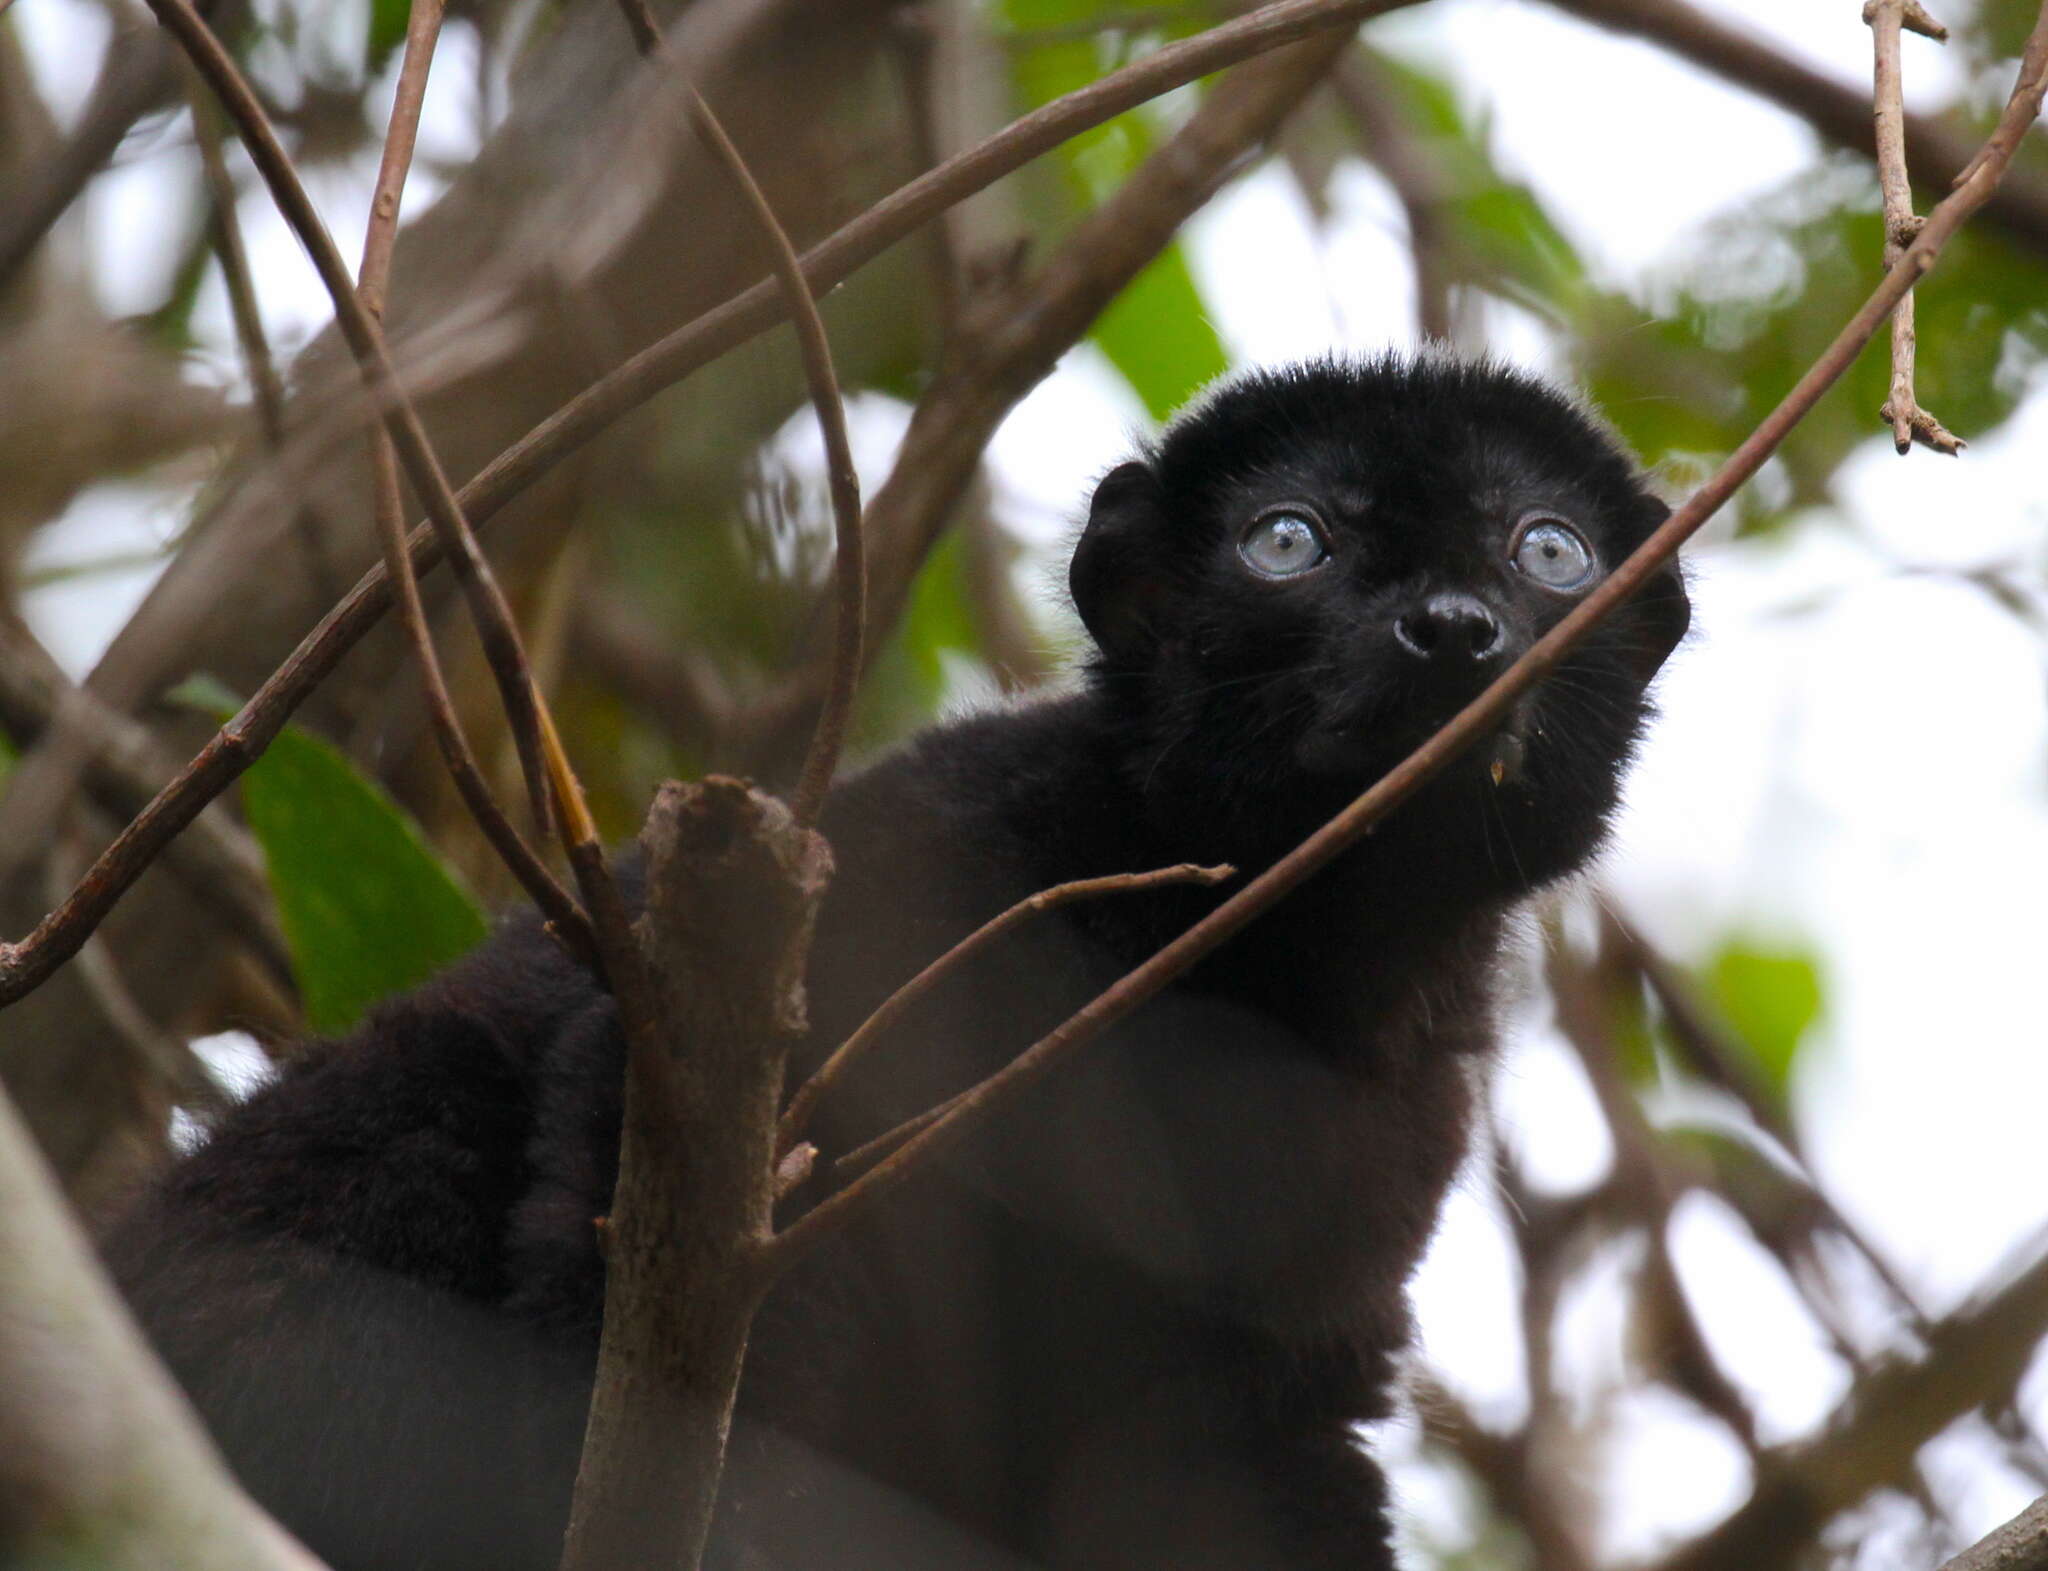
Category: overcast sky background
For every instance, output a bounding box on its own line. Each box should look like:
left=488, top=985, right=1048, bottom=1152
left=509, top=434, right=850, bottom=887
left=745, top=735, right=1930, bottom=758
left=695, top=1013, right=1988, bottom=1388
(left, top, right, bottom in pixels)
left=12, top=0, right=2048, bottom=1560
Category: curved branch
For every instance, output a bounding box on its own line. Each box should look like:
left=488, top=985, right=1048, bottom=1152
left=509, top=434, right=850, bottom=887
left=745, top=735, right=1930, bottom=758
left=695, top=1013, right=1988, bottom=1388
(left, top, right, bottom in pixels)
left=779, top=862, right=1233, bottom=1155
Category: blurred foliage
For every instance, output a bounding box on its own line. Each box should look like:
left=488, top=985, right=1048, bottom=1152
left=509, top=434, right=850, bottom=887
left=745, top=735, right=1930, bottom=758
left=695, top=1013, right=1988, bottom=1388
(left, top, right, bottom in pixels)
left=1369, top=50, right=1589, bottom=323
left=1001, top=0, right=1229, bottom=418
left=1580, top=163, right=2048, bottom=531
left=1702, top=937, right=1826, bottom=1121
left=173, top=679, right=489, bottom=1033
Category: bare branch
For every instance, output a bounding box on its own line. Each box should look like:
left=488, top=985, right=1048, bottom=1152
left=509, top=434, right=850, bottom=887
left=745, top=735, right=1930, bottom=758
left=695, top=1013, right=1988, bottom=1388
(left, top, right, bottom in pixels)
left=779, top=862, right=1233, bottom=1156
left=1937, top=1495, right=2048, bottom=1571
left=0, top=1078, right=329, bottom=1571
left=0, top=618, right=288, bottom=985
left=350, top=0, right=596, bottom=959
left=1658, top=1239, right=2048, bottom=1571
left=145, top=0, right=564, bottom=843
left=1866, top=0, right=1964, bottom=454
left=767, top=6, right=2048, bottom=1271
left=558, top=780, right=829, bottom=1571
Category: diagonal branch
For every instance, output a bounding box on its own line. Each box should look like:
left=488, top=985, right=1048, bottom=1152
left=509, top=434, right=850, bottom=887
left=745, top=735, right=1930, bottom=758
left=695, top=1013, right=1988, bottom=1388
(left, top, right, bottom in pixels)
left=351, top=0, right=595, bottom=961
left=778, top=862, right=1233, bottom=1157
left=1656, top=1238, right=2048, bottom=1571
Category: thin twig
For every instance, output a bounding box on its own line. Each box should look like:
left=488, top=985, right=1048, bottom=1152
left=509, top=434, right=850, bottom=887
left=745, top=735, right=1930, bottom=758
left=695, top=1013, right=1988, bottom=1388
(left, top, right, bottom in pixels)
left=765, top=9, right=2048, bottom=1272
left=0, top=618, right=289, bottom=985
left=829, top=1089, right=962, bottom=1182
left=616, top=0, right=865, bottom=823
left=779, top=862, right=1233, bottom=1155
left=351, top=0, right=594, bottom=961
left=0, top=0, right=1400, bottom=1011
left=142, top=0, right=604, bottom=954
left=1866, top=0, right=1964, bottom=454
left=145, top=0, right=565, bottom=844
left=189, top=89, right=286, bottom=452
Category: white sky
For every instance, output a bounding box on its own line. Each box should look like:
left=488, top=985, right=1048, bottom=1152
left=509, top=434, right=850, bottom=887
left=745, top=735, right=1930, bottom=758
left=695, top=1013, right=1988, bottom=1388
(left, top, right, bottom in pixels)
left=13, top=0, right=2048, bottom=1558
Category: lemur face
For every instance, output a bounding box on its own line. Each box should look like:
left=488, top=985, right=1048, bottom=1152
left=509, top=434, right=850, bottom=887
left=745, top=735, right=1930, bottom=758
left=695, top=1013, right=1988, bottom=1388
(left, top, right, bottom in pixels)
left=1070, top=354, right=1689, bottom=881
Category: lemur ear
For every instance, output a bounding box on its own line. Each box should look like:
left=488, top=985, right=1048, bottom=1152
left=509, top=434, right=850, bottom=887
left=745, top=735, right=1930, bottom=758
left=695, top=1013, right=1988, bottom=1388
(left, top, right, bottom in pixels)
left=1070, top=461, right=1170, bottom=667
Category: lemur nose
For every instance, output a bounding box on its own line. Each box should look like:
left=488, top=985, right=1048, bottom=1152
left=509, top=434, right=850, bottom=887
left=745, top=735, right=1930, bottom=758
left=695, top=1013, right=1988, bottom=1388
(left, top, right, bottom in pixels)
left=1394, top=593, right=1503, bottom=661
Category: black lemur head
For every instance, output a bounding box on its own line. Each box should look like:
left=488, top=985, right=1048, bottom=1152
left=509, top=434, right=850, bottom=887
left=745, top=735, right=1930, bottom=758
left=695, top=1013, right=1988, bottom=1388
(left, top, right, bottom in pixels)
left=1069, top=353, right=1690, bottom=888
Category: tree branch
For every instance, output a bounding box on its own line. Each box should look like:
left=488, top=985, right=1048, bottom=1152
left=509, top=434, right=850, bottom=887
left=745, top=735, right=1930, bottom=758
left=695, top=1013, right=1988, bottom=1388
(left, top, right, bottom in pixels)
left=0, top=1077, right=328, bottom=1571
left=1866, top=0, right=1964, bottom=453
left=0, top=618, right=288, bottom=986
left=1937, top=1494, right=2048, bottom=1571
left=557, top=780, right=829, bottom=1571
left=779, top=861, right=1233, bottom=1156
left=1657, top=1238, right=2048, bottom=1571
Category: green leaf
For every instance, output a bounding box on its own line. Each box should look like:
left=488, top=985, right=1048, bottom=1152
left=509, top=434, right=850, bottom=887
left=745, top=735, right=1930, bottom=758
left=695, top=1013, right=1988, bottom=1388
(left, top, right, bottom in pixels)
left=1578, top=165, right=2048, bottom=527
left=1000, top=0, right=1228, bottom=417
left=365, top=0, right=411, bottom=73
left=1369, top=52, right=1588, bottom=322
left=1090, top=243, right=1229, bottom=422
left=1702, top=938, right=1826, bottom=1118
left=853, top=529, right=987, bottom=745
left=172, top=677, right=490, bottom=1032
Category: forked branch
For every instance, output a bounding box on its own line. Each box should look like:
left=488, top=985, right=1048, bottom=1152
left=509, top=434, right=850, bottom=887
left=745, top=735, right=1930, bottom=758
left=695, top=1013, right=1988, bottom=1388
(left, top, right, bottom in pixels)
left=779, top=862, right=1234, bottom=1156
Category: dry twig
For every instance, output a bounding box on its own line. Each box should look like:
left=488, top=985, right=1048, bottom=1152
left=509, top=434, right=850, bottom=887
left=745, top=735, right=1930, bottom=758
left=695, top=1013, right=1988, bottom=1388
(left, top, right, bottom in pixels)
left=779, top=862, right=1233, bottom=1156
left=351, top=0, right=596, bottom=962
left=1866, top=0, right=1965, bottom=453
left=145, top=0, right=567, bottom=849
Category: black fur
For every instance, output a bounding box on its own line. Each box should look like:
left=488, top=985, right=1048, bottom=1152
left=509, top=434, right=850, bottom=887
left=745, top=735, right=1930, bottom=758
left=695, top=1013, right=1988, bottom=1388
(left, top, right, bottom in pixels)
left=105, top=354, right=1688, bottom=1570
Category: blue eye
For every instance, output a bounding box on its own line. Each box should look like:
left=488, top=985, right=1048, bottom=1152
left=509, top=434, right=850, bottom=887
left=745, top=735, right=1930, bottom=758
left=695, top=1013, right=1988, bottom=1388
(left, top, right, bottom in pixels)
left=1512, top=517, right=1597, bottom=590
left=1239, top=511, right=1328, bottom=579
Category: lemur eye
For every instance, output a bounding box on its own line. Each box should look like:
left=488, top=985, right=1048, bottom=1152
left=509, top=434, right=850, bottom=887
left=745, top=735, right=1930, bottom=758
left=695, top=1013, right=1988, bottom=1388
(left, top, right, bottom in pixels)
left=1511, top=516, right=1597, bottom=591
left=1239, top=510, right=1329, bottom=579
